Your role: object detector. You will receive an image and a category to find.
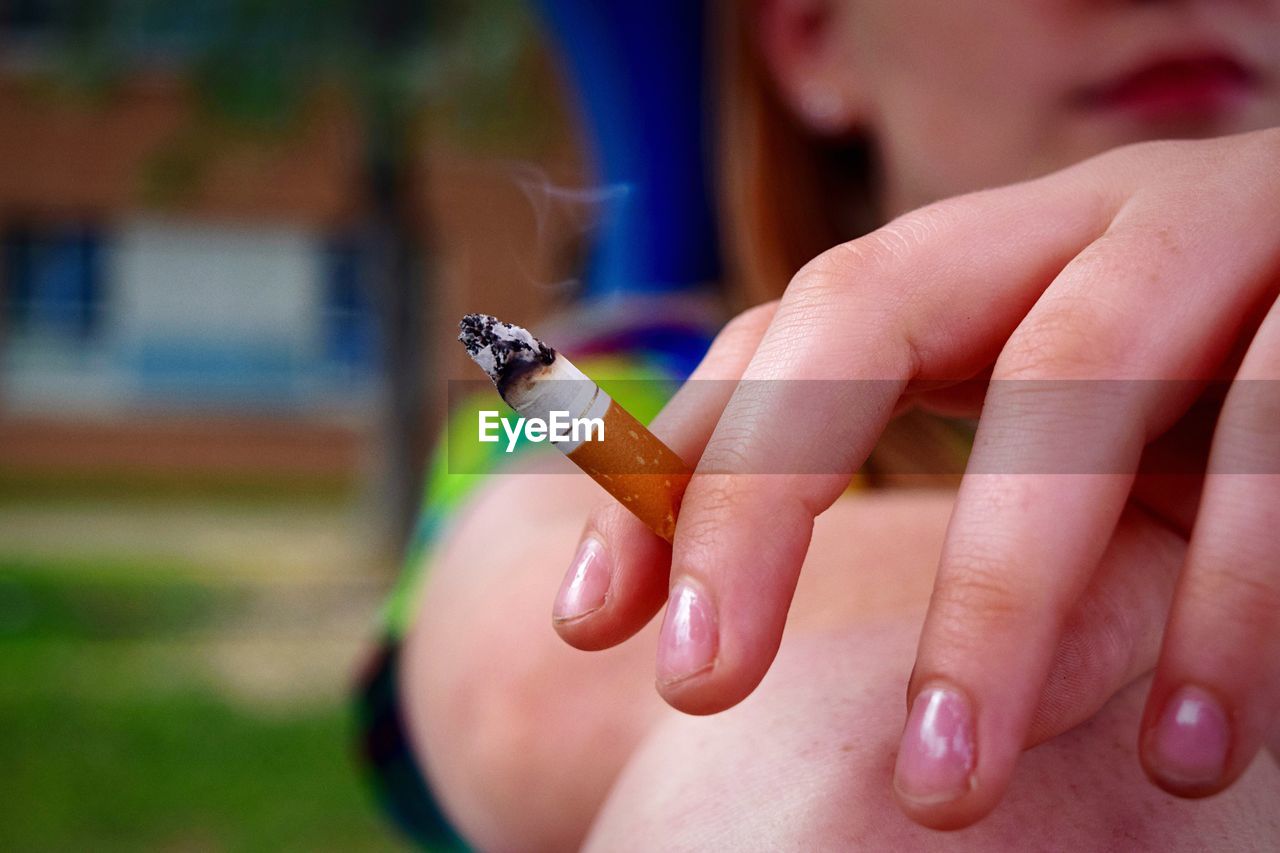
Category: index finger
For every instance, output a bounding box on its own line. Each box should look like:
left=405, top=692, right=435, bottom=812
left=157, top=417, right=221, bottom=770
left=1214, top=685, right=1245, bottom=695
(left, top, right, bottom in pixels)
left=657, top=169, right=1119, bottom=714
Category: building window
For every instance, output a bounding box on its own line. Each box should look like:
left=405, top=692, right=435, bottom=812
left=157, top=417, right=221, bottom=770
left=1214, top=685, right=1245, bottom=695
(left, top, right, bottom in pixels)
left=3, top=223, right=104, bottom=345
left=322, top=236, right=380, bottom=381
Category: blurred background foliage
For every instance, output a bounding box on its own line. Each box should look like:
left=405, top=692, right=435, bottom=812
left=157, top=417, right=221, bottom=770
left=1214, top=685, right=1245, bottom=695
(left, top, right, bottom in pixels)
left=24, top=0, right=554, bottom=202
left=0, top=0, right=566, bottom=850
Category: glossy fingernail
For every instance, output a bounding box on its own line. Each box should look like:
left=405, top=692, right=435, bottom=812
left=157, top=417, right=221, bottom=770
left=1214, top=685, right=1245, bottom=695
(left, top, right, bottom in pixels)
left=1147, top=685, right=1230, bottom=790
left=656, top=579, right=717, bottom=685
left=894, top=684, right=977, bottom=807
left=553, top=537, right=610, bottom=622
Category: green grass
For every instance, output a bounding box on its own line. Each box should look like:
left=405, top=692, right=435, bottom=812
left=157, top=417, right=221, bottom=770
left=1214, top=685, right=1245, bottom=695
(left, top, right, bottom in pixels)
left=0, top=556, right=234, bottom=640
left=0, top=468, right=356, bottom=509
left=0, top=556, right=408, bottom=852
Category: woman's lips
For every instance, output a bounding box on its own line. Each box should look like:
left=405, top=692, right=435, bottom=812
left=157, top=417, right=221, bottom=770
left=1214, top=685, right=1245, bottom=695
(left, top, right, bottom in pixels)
left=1076, top=53, right=1258, bottom=119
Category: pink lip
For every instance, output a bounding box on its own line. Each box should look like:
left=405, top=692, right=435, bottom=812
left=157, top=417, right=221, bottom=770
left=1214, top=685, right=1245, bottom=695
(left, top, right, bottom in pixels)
left=1077, top=52, right=1258, bottom=119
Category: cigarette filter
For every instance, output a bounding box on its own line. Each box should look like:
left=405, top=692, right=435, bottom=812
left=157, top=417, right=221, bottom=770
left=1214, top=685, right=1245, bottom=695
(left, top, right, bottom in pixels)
left=459, top=313, right=691, bottom=542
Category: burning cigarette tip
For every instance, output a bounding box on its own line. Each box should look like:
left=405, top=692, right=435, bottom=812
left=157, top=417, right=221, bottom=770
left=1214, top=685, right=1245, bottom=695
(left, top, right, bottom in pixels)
left=458, top=313, right=555, bottom=388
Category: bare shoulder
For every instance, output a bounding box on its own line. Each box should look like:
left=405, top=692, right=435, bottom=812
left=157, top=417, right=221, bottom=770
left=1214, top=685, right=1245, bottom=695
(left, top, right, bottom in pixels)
left=399, top=474, right=958, bottom=850
left=792, top=486, right=957, bottom=628
left=399, top=455, right=668, bottom=851
left=586, top=622, right=1280, bottom=851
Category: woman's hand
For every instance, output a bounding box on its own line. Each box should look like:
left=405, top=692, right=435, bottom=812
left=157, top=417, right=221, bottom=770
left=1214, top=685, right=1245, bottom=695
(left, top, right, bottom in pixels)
left=552, top=128, right=1280, bottom=829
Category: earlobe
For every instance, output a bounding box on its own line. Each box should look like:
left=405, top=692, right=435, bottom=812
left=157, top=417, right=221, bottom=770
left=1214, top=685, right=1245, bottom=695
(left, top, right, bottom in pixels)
left=756, top=0, right=867, bottom=136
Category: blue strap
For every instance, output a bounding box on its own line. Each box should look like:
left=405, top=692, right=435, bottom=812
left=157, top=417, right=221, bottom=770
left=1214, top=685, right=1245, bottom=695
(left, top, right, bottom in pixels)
left=532, top=1, right=722, bottom=297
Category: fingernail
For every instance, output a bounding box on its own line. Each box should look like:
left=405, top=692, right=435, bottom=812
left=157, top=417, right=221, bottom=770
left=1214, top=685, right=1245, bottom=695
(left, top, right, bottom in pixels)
left=894, top=684, right=977, bottom=806
left=656, top=579, right=717, bottom=685
left=553, top=537, right=610, bottom=622
left=1147, top=685, right=1230, bottom=790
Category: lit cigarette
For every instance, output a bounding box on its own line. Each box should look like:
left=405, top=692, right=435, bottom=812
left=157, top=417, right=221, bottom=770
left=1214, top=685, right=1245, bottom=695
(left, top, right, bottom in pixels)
left=459, top=313, right=691, bottom=542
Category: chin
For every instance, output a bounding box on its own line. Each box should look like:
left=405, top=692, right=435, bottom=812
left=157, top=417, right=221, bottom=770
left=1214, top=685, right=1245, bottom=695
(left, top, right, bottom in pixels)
left=1078, top=100, right=1279, bottom=152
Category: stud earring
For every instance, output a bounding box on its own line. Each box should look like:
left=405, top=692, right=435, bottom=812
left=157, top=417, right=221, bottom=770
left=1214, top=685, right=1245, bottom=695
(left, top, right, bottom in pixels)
left=800, top=82, right=847, bottom=132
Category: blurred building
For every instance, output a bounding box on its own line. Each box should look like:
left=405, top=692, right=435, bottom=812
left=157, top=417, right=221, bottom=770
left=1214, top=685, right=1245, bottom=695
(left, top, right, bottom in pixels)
left=0, top=7, right=380, bottom=489
left=0, top=1, right=592, bottom=515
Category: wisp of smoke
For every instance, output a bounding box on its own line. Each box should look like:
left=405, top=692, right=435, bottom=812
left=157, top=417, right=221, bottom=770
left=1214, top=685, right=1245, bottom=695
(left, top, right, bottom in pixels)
left=501, top=161, right=632, bottom=293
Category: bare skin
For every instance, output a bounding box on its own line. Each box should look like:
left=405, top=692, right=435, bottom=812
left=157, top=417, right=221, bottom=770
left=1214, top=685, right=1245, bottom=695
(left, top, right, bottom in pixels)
left=562, top=131, right=1280, bottom=828
left=586, top=627, right=1280, bottom=852
left=402, top=466, right=1279, bottom=850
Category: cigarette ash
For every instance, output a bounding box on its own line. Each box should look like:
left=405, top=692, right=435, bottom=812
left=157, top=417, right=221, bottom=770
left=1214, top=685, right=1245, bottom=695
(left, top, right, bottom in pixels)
left=458, top=313, right=556, bottom=393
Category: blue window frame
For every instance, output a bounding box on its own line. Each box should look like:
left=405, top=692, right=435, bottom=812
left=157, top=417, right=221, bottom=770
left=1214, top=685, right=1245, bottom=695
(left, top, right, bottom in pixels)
left=3, top=223, right=104, bottom=344
left=322, top=235, right=380, bottom=380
